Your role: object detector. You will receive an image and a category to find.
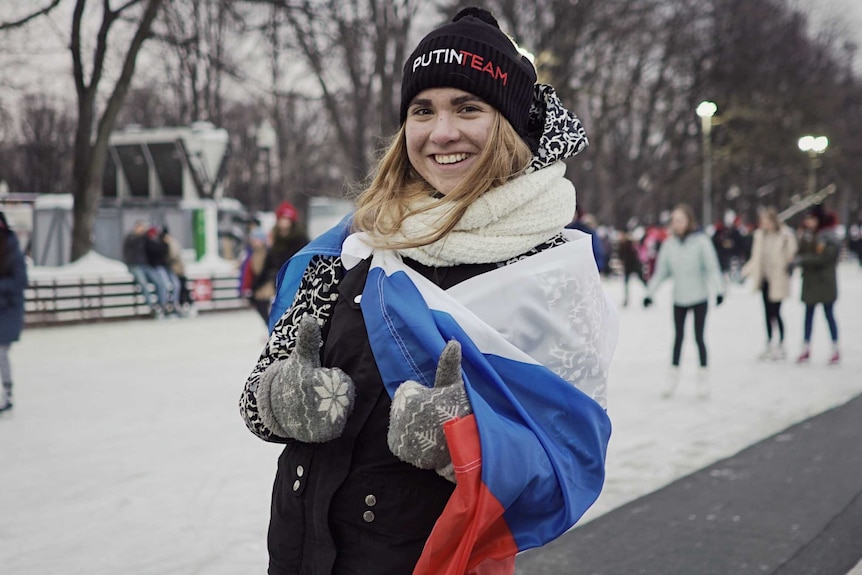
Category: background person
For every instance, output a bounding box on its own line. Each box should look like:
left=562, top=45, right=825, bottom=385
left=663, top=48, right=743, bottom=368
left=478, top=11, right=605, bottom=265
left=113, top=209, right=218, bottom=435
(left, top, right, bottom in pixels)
left=238, top=8, right=614, bottom=574
left=162, top=227, right=192, bottom=315
left=617, top=230, right=647, bottom=307
left=644, top=203, right=724, bottom=398
left=0, top=211, right=27, bottom=413
left=239, top=228, right=272, bottom=324
left=248, top=201, right=309, bottom=326
left=145, top=226, right=181, bottom=316
left=640, top=222, right=668, bottom=281
left=741, top=207, right=798, bottom=360
left=566, top=205, right=608, bottom=274
left=794, top=206, right=841, bottom=365
left=122, top=220, right=167, bottom=317
left=711, top=212, right=747, bottom=283
left=847, top=220, right=862, bottom=267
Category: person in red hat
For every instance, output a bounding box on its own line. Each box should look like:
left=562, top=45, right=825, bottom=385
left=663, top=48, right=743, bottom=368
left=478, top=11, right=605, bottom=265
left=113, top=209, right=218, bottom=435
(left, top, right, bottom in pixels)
left=249, top=201, right=308, bottom=325
left=275, top=201, right=298, bottom=222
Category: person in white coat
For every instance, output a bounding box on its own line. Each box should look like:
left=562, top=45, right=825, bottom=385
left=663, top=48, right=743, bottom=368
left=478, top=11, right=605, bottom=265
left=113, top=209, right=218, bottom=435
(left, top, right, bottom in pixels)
left=643, top=204, right=724, bottom=398
left=741, top=207, right=798, bottom=360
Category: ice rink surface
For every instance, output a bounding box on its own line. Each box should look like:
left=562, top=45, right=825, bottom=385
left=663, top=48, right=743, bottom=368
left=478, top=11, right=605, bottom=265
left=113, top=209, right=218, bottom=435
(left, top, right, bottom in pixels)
left=2, top=263, right=860, bottom=574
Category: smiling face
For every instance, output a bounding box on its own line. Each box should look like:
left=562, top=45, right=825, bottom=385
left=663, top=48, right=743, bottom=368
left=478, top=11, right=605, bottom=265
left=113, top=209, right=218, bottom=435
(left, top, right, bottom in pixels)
left=404, top=87, right=496, bottom=196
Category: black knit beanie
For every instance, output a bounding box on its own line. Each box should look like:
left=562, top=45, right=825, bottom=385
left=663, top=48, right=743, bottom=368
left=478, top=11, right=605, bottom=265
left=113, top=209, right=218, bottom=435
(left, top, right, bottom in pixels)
left=400, top=7, right=537, bottom=135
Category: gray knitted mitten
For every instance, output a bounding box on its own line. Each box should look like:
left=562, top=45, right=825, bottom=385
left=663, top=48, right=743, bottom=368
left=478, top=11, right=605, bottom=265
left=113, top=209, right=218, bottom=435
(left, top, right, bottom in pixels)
left=388, top=340, right=473, bottom=482
left=257, top=315, right=356, bottom=443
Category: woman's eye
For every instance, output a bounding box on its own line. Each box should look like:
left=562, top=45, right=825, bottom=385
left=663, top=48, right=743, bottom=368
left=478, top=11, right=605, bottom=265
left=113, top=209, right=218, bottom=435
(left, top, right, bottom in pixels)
left=410, top=107, right=432, bottom=116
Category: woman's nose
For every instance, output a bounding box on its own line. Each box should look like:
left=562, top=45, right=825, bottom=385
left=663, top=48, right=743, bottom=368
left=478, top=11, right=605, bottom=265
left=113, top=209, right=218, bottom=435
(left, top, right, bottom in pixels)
left=429, top=114, right=460, bottom=144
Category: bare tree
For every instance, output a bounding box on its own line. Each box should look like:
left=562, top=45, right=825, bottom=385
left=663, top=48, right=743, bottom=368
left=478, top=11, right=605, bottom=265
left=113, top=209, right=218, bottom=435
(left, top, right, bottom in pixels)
left=436, top=0, right=861, bottom=228
left=4, top=0, right=860, bottom=235
left=450, top=0, right=705, bottom=225
left=114, top=85, right=181, bottom=128
left=275, top=0, right=415, bottom=180
left=157, top=0, right=246, bottom=125
left=0, top=1, right=63, bottom=32
left=18, top=94, right=76, bottom=194
left=260, top=4, right=345, bottom=214
left=69, top=0, right=164, bottom=261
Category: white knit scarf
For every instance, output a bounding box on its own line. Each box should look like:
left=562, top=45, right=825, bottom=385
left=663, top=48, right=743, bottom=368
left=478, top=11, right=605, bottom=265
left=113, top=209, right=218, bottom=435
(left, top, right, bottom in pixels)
left=392, top=161, right=576, bottom=267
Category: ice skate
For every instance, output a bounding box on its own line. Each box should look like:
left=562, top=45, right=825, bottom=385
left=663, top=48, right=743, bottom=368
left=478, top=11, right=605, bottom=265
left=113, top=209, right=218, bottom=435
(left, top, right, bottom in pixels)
left=696, top=367, right=710, bottom=399
left=757, top=344, right=775, bottom=361
left=661, top=367, right=680, bottom=399
left=796, top=347, right=810, bottom=364
left=828, top=348, right=840, bottom=366
left=0, top=382, right=12, bottom=415
left=772, top=344, right=787, bottom=361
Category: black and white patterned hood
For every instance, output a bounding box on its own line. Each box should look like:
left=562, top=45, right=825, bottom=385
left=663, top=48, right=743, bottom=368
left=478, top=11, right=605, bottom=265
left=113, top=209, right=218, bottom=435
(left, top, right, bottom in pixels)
left=524, top=84, right=588, bottom=173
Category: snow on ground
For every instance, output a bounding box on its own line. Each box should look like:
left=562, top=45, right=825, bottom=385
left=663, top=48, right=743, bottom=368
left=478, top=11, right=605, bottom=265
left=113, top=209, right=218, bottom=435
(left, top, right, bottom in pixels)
left=27, top=251, right=239, bottom=282
left=1, top=263, right=860, bottom=574
left=587, top=261, right=862, bottom=524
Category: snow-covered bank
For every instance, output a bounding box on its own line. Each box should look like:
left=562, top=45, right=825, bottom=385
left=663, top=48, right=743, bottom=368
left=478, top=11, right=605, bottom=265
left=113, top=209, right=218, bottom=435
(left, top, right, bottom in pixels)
left=1, top=263, right=860, bottom=574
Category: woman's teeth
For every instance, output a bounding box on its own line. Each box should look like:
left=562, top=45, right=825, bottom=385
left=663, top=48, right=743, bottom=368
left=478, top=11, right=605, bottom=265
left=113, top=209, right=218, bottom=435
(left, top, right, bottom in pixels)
left=435, top=153, right=469, bottom=165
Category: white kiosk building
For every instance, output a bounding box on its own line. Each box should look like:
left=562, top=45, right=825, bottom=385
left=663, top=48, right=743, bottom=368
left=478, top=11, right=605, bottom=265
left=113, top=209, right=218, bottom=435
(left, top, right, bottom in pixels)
left=32, top=122, right=236, bottom=266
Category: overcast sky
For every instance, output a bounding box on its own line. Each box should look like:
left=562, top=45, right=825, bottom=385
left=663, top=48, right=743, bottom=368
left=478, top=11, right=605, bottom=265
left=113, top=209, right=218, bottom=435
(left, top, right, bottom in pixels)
left=1, top=0, right=861, bottom=118
left=801, top=0, right=862, bottom=56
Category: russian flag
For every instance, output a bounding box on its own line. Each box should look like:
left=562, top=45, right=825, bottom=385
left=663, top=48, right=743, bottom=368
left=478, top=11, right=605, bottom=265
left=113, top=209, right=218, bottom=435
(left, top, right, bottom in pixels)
left=271, top=222, right=616, bottom=574
left=342, top=231, right=616, bottom=574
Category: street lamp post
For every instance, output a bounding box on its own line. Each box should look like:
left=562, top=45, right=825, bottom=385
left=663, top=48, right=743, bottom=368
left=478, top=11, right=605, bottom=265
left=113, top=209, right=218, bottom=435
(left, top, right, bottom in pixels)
left=696, top=101, right=717, bottom=227
left=797, top=135, right=829, bottom=195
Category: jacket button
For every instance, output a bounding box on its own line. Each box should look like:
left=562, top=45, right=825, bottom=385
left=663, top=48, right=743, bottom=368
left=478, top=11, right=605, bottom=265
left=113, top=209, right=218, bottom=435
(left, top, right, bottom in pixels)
left=353, top=295, right=362, bottom=304
left=292, top=479, right=301, bottom=492
left=362, top=510, right=375, bottom=523
left=364, top=494, right=377, bottom=507
left=296, top=465, right=304, bottom=477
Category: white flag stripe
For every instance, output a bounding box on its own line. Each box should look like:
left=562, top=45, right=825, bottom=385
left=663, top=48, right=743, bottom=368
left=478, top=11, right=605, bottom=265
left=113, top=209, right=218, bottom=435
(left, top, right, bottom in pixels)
left=346, top=230, right=617, bottom=407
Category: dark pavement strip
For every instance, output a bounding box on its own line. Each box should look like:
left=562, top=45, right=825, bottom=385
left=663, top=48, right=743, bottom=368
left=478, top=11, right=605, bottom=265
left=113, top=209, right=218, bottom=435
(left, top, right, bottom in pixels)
left=515, top=392, right=862, bottom=575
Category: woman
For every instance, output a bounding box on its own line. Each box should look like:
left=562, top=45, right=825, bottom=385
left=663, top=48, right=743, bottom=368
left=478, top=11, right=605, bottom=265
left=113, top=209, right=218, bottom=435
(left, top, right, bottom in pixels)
left=162, top=227, right=192, bottom=315
left=144, top=226, right=180, bottom=316
left=239, top=8, right=616, bottom=574
left=741, top=207, right=798, bottom=360
left=239, top=227, right=271, bottom=323
left=0, top=211, right=27, bottom=413
left=795, top=206, right=840, bottom=365
left=250, top=201, right=308, bottom=327
left=643, top=204, right=724, bottom=398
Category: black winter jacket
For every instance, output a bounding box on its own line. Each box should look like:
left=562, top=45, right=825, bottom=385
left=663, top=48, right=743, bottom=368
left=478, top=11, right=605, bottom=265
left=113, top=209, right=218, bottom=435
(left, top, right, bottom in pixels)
left=0, top=231, right=27, bottom=345
left=122, top=233, right=149, bottom=266
left=265, top=257, right=495, bottom=574
left=256, top=238, right=568, bottom=574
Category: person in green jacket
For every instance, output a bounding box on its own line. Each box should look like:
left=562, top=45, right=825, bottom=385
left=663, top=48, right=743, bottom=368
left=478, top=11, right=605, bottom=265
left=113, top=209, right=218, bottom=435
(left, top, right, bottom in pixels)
left=644, top=203, right=724, bottom=398
left=794, top=206, right=840, bottom=365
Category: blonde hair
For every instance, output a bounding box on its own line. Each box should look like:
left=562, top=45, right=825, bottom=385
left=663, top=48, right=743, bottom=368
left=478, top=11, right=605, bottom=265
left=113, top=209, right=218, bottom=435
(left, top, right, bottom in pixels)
left=352, top=112, right=532, bottom=250
left=758, top=206, right=780, bottom=230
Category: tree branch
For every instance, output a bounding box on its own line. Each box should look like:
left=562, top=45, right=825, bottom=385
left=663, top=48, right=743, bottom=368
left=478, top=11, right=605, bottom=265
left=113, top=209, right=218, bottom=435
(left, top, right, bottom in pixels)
left=0, top=0, right=63, bottom=31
